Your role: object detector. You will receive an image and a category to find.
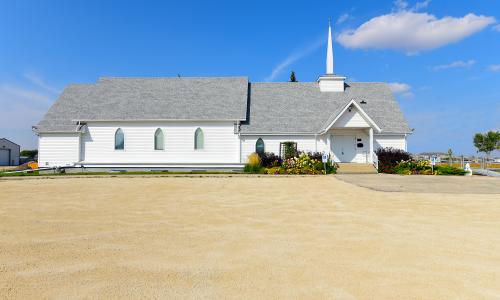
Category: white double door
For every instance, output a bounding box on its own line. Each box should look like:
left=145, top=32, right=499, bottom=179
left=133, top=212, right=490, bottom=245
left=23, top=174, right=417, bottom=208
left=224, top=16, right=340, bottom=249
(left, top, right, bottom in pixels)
left=331, top=135, right=356, bottom=162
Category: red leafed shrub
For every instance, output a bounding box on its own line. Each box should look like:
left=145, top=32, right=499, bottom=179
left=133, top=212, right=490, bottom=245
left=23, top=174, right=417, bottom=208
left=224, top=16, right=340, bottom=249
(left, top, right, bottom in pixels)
left=258, top=152, right=282, bottom=168
left=376, top=147, right=412, bottom=173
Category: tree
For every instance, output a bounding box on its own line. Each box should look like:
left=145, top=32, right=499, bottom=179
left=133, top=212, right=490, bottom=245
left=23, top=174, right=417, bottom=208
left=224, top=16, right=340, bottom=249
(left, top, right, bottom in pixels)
left=473, top=131, right=500, bottom=167
left=20, top=149, right=38, bottom=157
left=289, top=71, right=297, bottom=82
left=447, top=148, right=453, bottom=166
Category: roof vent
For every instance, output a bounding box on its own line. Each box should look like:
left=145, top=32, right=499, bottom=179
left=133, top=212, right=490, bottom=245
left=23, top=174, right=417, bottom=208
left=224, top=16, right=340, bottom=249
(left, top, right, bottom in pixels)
left=360, top=100, right=367, bottom=104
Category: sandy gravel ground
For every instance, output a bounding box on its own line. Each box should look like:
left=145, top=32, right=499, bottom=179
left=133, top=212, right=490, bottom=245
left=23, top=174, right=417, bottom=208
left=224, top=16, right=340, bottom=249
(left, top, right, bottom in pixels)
left=1, top=176, right=500, bottom=299
left=336, top=173, right=500, bottom=194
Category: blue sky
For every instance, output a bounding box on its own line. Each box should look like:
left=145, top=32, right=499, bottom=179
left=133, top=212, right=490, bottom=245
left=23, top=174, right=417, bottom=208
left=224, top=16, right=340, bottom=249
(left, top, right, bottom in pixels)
left=0, top=0, right=499, bottom=155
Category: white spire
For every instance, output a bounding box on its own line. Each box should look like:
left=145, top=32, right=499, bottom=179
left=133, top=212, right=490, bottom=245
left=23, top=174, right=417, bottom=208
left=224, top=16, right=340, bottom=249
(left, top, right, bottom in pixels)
left=318, top=18, right=345, bottom=92
left=326, top=18, right=334, bottom=75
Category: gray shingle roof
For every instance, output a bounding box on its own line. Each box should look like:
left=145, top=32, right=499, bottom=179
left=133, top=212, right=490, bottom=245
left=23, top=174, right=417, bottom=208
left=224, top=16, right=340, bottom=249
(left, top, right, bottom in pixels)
left=35, top=77, right=410, bottom=134
left=240, top=82, right=410, bottom=134
left=34, top=77, right=249, bottom=132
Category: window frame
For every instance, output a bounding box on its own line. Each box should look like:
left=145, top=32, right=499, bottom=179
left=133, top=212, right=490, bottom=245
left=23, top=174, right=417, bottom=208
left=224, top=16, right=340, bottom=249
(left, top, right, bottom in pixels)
left=114, top=128, right=125, bottom=150
left=194, top=127, right=204, bottom=150
left=154, top=128, right=165, bottom=151
left=255, top=138, right=265, bottom=155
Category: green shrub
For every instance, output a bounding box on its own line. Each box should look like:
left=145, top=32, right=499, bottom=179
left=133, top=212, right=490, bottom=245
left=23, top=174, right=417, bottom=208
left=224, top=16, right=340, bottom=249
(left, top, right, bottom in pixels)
left=243, top=164, right=265, bottom=174
left=393, top=159, right=466, bottom=176
left=434, top=165, right=467, bottom=175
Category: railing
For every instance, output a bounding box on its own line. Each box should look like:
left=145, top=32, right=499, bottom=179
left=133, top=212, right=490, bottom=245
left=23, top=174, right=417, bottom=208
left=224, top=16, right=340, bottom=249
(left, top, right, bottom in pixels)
left=372, top=151, right=379, bottom=171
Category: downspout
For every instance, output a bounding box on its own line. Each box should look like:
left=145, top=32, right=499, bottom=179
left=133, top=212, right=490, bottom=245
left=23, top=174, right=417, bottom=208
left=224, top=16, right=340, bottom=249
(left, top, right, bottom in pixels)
left=237, top=121, right=242, bottom=164
left=76, top=121, right=82, bottom=166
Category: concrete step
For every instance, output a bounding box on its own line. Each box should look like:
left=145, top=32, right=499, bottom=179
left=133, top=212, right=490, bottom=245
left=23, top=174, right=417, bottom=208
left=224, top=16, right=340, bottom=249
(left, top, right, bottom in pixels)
left=336, top=163, right=378, bottom=174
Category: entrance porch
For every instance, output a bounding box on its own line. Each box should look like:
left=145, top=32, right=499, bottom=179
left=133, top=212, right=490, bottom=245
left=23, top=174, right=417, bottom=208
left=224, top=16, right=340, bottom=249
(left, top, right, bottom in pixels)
left=326, top=128, right=378, bottom=168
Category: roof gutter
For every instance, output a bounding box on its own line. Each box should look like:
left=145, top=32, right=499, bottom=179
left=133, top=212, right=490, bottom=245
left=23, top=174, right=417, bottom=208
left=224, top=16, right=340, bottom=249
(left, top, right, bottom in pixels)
left=71, top=118, right=247, bottom=122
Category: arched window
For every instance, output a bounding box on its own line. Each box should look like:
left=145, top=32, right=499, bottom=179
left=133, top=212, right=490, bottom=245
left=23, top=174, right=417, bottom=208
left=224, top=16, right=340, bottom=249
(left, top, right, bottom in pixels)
left=194, top=128, right=204, bottom=150
left=115, top=128, right=124, bottom=150
left=256, top=138, right=265, bottom=154
left=154, top=128, right=164, bottom=150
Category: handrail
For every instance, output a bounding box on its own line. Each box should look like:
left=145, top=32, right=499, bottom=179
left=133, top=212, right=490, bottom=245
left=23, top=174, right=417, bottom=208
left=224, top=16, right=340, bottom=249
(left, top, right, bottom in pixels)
left=372, top=152, right=379, bottom=171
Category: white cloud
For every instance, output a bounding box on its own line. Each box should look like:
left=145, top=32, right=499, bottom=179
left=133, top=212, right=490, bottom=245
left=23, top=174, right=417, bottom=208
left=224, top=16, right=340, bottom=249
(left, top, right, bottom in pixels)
left=265, top=37, right=324, bottom=82
left=337, top=14, right=350, bottom=25
left=337, top=11, right=496, bottom=54
left=414, top=0, right=431, bottom=11
left=393, top=0, right=409, bottom=11
left=489, top=64, right=500, bottom=72
left=388, top=82, right=413, bottom=98
left=433, top=60, right=476, bottom=71
left=393, top=0, right=431, bottom=12
left=0, top=84, right=53, bottom=105
left=0, top=78, right=57, bottom=149
left=24, top=72, right=60, bottom=94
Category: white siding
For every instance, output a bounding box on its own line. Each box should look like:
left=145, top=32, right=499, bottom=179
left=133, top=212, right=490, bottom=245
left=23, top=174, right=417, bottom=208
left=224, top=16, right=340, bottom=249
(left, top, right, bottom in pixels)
left=38, top=133, right=81, bottom=167
left=333, top=107, right=370, bottom=128
left=241, top=135, right=318, bottom=163
left=81, top=121, right=240, bottom=164
left=374, top=135, right=407, bottom=151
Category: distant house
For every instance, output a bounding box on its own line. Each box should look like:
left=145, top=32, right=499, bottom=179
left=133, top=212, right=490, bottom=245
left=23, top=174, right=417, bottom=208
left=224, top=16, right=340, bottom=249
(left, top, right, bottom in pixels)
left=0, top=138, right=20, bottom=166
left=33, top=23, right=411, bottom=171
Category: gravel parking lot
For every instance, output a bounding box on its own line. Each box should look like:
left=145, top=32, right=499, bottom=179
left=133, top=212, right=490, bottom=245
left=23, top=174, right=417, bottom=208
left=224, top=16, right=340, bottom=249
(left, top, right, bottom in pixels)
left=1, top=176, right=500, bottom=299
left=336, top=173, right=500, bottom=193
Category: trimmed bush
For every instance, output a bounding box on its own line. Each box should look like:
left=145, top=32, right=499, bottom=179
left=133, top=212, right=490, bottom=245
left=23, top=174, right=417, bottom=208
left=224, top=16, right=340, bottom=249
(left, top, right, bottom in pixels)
left=393, top=159, right=466, bottom=176
left=434, top=165, right=467, bottom=175
left=243, top=164, right=265, bottom=174
left=376, top=147, right=412, bottom=173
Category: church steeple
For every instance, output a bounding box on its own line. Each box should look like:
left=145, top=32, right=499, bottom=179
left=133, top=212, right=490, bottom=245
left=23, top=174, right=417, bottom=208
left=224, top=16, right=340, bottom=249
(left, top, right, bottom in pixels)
left=318, top=19, right=346, bottom=92
left=326, top=18, right=334, bottom=75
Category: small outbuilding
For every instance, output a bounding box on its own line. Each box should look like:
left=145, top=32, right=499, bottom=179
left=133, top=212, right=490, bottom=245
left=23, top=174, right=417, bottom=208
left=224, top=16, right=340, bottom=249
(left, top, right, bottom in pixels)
left=0, top=138, right=20, bottom=166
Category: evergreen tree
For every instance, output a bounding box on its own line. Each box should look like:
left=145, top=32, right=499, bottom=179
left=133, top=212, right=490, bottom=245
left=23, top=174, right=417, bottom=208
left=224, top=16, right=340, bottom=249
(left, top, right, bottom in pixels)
left=289, top=71, right=297, bottom=82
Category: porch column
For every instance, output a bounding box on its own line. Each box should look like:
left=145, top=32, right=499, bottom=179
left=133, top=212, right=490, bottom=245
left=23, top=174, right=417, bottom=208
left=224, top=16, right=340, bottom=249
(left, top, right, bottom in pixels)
left=326, top=134, right=331, bottom=154
left=369, top=127, right=374, bottom=163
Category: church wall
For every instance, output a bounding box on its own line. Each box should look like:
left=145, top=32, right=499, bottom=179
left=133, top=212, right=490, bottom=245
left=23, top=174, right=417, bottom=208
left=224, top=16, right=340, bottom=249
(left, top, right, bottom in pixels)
left=79, top=121, right=241, bottom=165
left=240, top=135, right=319, bottom=163
left=374, top=135, right=407, bottom=151
left=38, top=133, right=81, bottom=167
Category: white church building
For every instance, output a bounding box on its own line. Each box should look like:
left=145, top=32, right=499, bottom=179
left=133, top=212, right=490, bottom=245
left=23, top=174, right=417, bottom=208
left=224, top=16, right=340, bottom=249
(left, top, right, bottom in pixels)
left=34, top=24, right=411, bottom=171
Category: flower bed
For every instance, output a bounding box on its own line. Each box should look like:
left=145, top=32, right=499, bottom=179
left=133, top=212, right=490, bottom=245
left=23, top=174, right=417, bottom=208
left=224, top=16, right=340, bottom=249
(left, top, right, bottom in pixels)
left=244, top=152, right=337, bottom=175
